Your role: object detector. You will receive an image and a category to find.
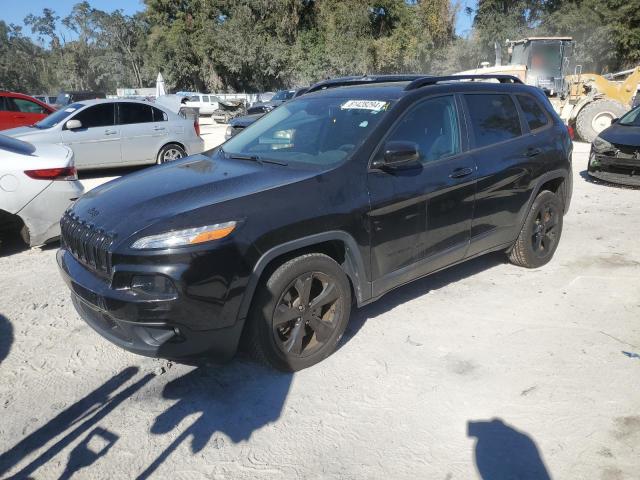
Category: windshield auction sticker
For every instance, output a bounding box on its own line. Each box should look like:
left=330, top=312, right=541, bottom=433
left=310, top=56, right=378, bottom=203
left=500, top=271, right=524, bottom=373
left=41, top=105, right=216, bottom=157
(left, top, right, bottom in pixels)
left=340, top=100, right=388, bottom=111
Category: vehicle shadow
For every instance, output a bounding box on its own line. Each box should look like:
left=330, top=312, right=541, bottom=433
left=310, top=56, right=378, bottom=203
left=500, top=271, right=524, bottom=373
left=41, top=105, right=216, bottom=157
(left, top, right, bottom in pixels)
left=0, top=235, right=59, bottom=258
left=468, top=418, right=552, bottom=480
left=579, top=169, right=640, bottom=190
left=0, top=314, right=13, bottom=365
left=342, top=252, right=507, bottom=345
left=0, top=360, right=292, bottom=479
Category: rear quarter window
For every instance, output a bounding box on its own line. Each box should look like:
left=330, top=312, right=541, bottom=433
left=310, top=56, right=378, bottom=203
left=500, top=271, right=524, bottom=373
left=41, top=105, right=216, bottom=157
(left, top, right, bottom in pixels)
left=465, top=94, right=522, bottom=148
left=516, top=94, right=550, bottom=131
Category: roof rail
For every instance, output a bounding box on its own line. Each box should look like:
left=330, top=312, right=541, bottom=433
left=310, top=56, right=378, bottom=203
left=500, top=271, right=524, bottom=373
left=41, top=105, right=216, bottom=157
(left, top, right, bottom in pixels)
left=307, top=74, right=429, bottom=93
left=405, top=74, right=523, bottom=91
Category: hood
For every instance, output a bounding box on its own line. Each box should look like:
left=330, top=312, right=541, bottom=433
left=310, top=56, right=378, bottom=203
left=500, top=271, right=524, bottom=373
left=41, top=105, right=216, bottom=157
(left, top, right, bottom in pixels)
left=599, top=123, right=640, bottom=147
left=71, top=153, right=316, bottom=244
left=229, top=113, right=264, bottom=128
left=2, top=126, right=52, bottom=142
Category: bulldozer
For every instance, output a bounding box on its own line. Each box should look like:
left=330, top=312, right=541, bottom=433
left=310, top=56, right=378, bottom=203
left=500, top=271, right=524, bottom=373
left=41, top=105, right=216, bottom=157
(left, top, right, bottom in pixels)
left=458, top=37, right=640, bottom=142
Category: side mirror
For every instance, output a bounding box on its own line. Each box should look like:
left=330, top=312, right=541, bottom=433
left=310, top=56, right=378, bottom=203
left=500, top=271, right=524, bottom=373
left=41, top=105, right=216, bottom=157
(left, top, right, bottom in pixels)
left=372, top=141, right=420, bottom=169
left=65, top=119, right=82, bottom=130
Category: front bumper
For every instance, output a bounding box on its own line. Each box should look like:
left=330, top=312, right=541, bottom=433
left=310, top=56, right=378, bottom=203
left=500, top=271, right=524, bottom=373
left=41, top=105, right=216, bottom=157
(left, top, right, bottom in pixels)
left=588, top=151, right=640, bottom=187
left=57, top=248, right=246, bottom=360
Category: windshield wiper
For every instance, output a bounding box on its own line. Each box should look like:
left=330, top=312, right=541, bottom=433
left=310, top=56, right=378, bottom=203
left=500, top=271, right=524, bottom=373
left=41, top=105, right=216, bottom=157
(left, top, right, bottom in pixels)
left=221, top=148, right=288, bottom=166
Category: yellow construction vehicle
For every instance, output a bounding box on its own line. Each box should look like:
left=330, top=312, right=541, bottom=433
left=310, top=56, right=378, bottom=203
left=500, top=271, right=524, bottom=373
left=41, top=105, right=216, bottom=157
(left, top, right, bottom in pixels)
left=458, top=37, right=640, bottom=142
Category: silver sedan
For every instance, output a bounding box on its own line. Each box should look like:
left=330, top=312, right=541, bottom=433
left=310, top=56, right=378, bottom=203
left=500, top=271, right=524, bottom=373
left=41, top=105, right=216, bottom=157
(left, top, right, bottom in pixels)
left=3, top=99, right=205, bottom=170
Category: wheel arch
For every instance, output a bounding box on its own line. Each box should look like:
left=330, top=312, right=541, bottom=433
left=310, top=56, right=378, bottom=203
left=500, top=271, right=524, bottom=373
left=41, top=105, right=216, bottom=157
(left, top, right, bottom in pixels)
left=237, top=231, right=370, bottom=323
left=157, top=141, right=187, bottom=161
left=509, top=170, right=570, bottom=251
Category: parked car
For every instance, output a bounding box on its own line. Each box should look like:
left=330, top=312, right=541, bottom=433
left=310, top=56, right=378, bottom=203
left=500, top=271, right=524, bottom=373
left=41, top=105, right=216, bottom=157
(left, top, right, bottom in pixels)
left=54, top=91, right=106, bottom=108
left=180, top=93, right=220, bottom=116
left=32, top=95, right=56, bottom=106
left=3, top=99, right=204, bottom=170
left=57, top=74, right=573, bottom=371
left=226, top=88, right=308, bottom=139
left=246, top=88, right=301, bottom=115
left=588, top=104, right=640, bottom=186
left=0, top=92, right=55, bottom=131
left=0, top=135, right=83, bottom=248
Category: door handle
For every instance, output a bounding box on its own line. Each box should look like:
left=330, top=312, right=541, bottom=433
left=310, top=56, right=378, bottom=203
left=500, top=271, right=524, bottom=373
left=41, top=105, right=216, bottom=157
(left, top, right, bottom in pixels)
left=525, top=147, right=542, bottom=157
left=449, top=167, right=474, bottom=179
left=104, top=129, right=117, bottom=135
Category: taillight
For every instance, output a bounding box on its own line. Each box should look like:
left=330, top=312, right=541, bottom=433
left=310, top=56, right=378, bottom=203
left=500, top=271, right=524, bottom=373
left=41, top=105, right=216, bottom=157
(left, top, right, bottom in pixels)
left=24, top=166, right=77, bottom=181
left=194, top=119, right=200, bottom=137
left=567, top=124, right=575, bottom=140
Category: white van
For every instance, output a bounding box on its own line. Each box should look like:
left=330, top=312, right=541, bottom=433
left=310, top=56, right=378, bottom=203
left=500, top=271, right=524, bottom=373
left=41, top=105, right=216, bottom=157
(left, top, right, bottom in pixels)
left=183, top=94, right=219, bottom=116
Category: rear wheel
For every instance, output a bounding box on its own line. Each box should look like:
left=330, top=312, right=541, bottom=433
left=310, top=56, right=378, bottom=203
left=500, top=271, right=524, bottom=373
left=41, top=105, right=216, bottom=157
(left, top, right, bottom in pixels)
left=509, top=190, right=563, bottom=268
left=575, top=99, right=627, bottom=143
left=157, top=143, right=187, bottom=164
left=246, top=253, right=351, bottom=371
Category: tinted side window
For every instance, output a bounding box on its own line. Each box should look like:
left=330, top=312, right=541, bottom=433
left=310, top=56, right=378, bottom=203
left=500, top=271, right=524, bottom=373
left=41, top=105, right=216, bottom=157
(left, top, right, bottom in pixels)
left=152, top=107, right=168, bottom=122
left=14, top=98, right=48, bottom=114
left=118, top=103, right=153, bottom=124
left=465, top=94, right=522, bottom=148
left=0, top=97, right=7, bottom=111
left=72, top=104, right=115, bottom=128
left=384, top=95, right=460, bottom=164
left=517, top=94, right=549, bottom=131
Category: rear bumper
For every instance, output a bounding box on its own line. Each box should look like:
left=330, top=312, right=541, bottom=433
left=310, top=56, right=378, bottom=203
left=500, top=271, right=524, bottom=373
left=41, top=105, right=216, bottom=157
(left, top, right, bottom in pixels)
left=187, top=137, right=205, bottom=155
left=588, top=151, right=640, bottom=186
left=57, top=248, right=245, bottom=360
left=18, top=180, right=84, bottom=246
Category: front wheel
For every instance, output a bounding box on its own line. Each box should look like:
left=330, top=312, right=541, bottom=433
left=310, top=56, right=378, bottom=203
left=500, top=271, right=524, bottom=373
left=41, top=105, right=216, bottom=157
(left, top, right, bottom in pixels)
left=508, top=190, right=563, bottom=268
left=157, top=144, right=187, bottom=164
left=246, top=253, right=351, bottom=371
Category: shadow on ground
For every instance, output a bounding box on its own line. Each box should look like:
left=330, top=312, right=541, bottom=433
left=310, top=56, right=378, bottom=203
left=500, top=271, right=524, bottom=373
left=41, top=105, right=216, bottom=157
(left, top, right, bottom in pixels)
left=342, top=251, right=506, bottom=345
left=0, top=314, right=13, bottom=365
left=0, top=361, right=292, bottom=479
left=468, top=418, right=552, bottom=480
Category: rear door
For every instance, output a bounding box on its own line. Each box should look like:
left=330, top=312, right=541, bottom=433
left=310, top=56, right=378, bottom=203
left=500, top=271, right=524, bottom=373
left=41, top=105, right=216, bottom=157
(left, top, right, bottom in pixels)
left=462, top=93, right=536, bottom=256
left=367, top=94, right=477, bottom=297
left=61, top=103, right=120, bottom=168
left=117, top=102, right=159, bottom=165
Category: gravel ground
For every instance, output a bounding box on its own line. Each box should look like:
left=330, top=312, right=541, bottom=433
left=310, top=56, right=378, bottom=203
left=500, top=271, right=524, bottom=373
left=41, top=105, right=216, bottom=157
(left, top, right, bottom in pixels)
left=0, top=142, right=639, bottom=480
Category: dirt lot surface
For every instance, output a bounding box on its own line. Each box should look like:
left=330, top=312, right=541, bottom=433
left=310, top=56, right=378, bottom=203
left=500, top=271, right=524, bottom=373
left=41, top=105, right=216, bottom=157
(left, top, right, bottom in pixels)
left=0, top=142, right=639, bottom=479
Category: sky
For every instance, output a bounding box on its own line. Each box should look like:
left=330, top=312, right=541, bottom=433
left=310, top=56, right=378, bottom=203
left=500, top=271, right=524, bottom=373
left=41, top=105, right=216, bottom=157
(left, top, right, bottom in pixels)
left=3, top=0, right=477, bottom=37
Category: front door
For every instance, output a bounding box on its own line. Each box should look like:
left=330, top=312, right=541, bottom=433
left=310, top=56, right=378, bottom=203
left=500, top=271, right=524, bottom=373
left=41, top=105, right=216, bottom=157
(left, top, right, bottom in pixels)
left=61, top=103, right=121, bottom=168
left=367, top=95, right=476, bottom=297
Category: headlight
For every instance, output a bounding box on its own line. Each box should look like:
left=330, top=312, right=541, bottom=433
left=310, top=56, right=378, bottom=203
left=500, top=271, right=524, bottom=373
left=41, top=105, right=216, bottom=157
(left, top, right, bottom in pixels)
left=225, top=125, right=234, bottom=139
left=592, top=136, right=614, bottom=153
left=131, top=221, right=237, bottom=249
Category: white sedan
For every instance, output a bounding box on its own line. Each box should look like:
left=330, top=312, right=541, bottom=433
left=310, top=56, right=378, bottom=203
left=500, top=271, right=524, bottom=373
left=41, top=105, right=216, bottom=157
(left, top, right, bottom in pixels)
left=0, top=135, right=83, bottom=247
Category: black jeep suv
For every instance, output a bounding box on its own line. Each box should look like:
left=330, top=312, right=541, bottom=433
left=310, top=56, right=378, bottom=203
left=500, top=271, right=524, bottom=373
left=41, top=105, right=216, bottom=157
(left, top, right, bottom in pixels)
left=58, top=74, right=573, bottom=371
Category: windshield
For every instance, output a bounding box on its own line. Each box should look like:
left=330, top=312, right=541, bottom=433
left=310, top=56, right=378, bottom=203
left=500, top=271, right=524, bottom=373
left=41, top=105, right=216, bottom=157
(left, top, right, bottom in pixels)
left=0, top=134, right=35, bottom=155
left=618, top=106, right=640, bottom=126
left=221, top=96, right=392, bottom=167
left=530, top=42, right=563, bottom=75
left=34, top=103, right=85, bottom=129
left=55, top=93, right=72, bottom=106
left=272, top=90, right=295, bottom=101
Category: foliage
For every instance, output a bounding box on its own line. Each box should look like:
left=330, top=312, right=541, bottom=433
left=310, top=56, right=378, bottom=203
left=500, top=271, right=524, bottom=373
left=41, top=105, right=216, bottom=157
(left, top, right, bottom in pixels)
left=1, top=0, right=639, bottom=94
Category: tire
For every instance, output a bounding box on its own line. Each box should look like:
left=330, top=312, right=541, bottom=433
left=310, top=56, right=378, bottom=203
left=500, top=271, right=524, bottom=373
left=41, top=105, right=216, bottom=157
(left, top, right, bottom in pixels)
left=575, top=99, right=627, bottom=143
left=509, top=190, right=563, bottom=269
left=245, top=253, right=351, bottom=372
left=157, top=143, right=187, bottom=164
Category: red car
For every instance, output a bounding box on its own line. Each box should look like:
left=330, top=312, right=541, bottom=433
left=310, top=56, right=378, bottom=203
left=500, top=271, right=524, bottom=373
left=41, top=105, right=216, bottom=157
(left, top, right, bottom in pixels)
left=0, top=92, right=55, bottom=131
